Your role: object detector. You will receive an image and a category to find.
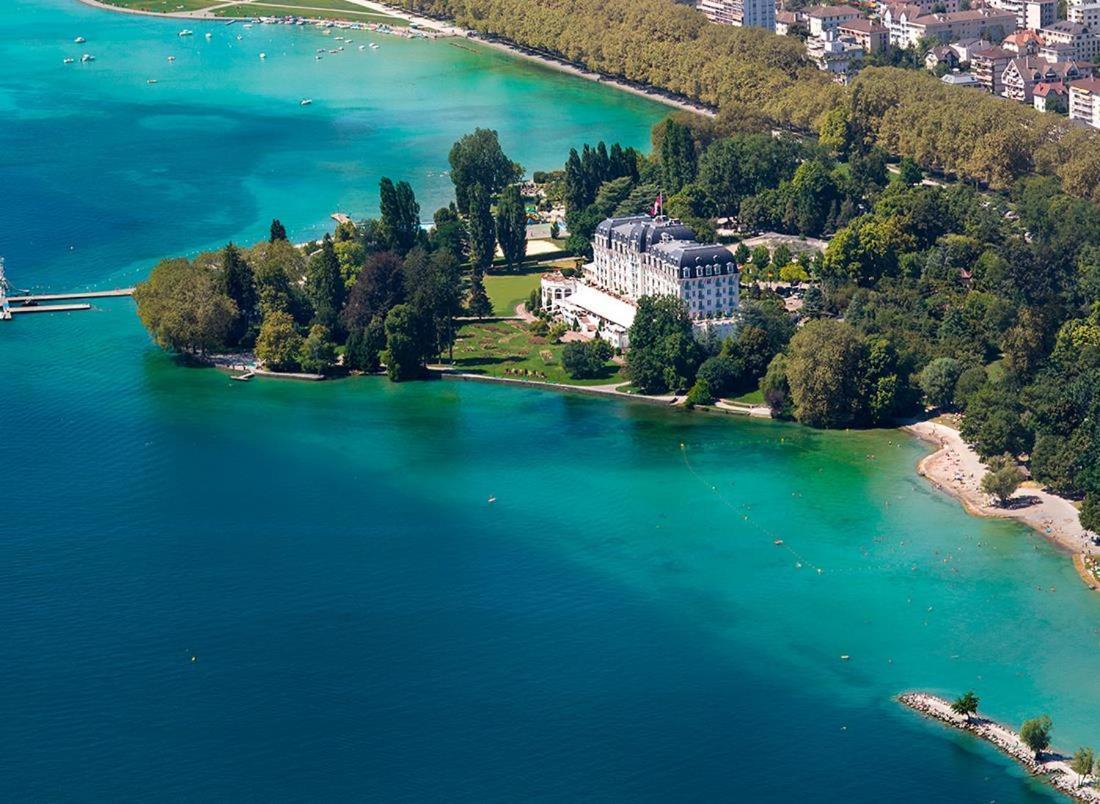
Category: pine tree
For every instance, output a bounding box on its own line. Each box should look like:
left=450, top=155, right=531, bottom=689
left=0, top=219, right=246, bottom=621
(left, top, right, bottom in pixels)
left=467, top=273, right=492, bottom=317
left=269, top=219, right=288, bottom=242
left=220, top=243, right=257, bottom=345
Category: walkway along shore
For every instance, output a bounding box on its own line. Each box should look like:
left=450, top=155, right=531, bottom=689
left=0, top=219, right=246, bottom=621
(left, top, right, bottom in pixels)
left=900, top=693, right=1100, bottom=802
left=905, top=420, right=1099, bottom=590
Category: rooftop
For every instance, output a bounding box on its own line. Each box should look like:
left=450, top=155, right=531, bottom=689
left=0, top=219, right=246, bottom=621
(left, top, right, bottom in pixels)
left=803, top=4, right=860, bottom=17
left=1070, top=76, right=1100, bottom=93
left=839, top=18, right=887, bottom=32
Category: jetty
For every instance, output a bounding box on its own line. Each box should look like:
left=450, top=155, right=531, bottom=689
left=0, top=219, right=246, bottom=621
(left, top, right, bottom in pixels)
left=0, top=260, right=134, bottom=320
left=899, top=692, right=1100, bottom=802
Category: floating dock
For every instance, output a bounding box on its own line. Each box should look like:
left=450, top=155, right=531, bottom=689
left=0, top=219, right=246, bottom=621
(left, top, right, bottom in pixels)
left=9, top=304, right=92, bottom=315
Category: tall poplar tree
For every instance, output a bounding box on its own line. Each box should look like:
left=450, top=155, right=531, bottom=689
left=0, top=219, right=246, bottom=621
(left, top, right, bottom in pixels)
left=379, top=177, right=421, bottom=255
left=306, top=233, right=345, bottom=335
left=467, top=183, right=496, bottom=272
left=495, top=184, right=527, bottom=268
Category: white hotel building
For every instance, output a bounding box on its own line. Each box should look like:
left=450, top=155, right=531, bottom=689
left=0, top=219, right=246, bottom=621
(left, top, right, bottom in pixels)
left=541, top=215, right=741, bottom=348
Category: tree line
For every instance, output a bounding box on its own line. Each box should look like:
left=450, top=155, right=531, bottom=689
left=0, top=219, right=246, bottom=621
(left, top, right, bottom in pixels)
left=395, top=0, right=1100, bottom=203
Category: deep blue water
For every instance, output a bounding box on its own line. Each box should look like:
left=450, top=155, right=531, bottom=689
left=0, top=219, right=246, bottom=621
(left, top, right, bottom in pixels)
left=0, top=1, right=1089, bottom=801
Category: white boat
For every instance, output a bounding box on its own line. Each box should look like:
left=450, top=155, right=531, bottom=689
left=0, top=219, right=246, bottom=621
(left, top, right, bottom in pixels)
left=259, top=52, right=266, bottom=59
left=147, top=78, right=158, bottom=84
left=314, top=54, right=323, bottom=60
left=358, top=44, right=366, bottom=50
left=178, top=29, right=193, bottom=37
left=205, top=32, right=212, bottom=40
left=81, top=53, right=94, bottom=62
left=243, top=23, right=253, bottom=29
left=63, top=57, right=75, bottom=64
left=300, top=98, right=312, bottom=106
left=74, top=36, right=86, bottom=44
left=369, top=42, right=379, bottom=49
left=167, top=55, right=176, bottom=62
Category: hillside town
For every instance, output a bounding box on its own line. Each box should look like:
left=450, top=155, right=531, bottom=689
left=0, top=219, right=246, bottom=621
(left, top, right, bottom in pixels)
left=700, top=0, right=1100, bottom=126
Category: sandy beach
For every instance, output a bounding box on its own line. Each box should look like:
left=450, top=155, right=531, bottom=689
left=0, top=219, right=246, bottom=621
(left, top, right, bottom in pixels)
left=902, top=693, right=1100, bottom=802
left=905, top=420, right=1099, bottom=582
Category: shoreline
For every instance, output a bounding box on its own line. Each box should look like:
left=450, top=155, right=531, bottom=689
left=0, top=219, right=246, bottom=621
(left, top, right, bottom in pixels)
left=904, top=421, right=1098, bottom=579
left=900, top=692, right=1100, bottom=802
left=72, top=0, right=714, bottom=116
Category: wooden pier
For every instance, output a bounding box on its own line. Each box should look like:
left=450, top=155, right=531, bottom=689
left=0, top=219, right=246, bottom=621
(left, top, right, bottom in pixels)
left=9, top=303, right=92, bottom=315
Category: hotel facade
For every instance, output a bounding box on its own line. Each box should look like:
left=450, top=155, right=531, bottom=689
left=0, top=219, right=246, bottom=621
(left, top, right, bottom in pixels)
left=542, top=215, right=741, bottom=348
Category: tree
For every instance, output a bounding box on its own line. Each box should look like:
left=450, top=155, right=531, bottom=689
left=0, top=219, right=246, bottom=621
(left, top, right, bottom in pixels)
left=448, top=128, right=522, bottom=214
left=298, top=324, right=336, bottom=374
left=1020, top=715, right=1053, bottom=759
left=255, top=310, right=303, bottom=371
left=467, top=183, right=496, bottom=272
left=761, top=353, right=792, bottom=418
left=1070, top=747, right=1095, bottom=786
left=950, top=691, right=980, bottom=722
left=345, top=315, right=386, bottom=373
left=382, top=303, right=428, bottom=381
left=898, top=156, right=923, bottom=186
left=919, top=357, right=963, bottom=409
left=981, top=454, right=1023, bottom=505
left=495, top=184, right=528, bottom=267
left=250, top=239, right=309, bottom=324
left=219, top=243, right=258, bottom=345
left=342, top=251, right=405, bottom=333
left=306, top=234, right=345, bottom=334
left=786, top=320, right=867, bottom=428
left=379, top=177, right=421, bottom=254
left=684, top=377, right=714, bottom=408
left=561, top=339, right=613, bottom=379
left=133, top=258, right=237, bottom=356
left=696, top=355, right=739, bottom=397
left=658, top=119, right=697, bottom=194
left=269, top=218, right=288, bottom=242
left=627, top=295, right=702, bottom=394
left=404, top=248, right=463, bottom=360
left=467, top=273, right=492, bottom=317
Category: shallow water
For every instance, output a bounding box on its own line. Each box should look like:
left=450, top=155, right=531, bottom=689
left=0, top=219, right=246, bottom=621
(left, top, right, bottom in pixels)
left=2, top=1, right=1096, bottom=801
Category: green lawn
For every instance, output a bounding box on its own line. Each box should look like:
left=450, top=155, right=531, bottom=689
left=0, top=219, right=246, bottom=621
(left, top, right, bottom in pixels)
left=483, top=268, right=542, bottom=316
left=98, top=0, right=217, bottom=11
left=727, top=388, right=764, bottom=404
left=449, top=321, right=623, bottom=386
left=214, top=3, right=407, bottom=23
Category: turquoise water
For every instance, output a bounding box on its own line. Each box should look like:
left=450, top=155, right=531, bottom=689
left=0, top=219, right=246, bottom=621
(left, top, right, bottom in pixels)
left=2, top=2, right=1097, bottom=801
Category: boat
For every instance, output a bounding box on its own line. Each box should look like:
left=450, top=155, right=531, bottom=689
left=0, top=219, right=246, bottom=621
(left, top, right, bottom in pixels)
left=243, top=23, right=253, bottom=29
left=80, top=53, right=94, bottom=62
left=74, top=36, right=86, bottom=44
left=147, top=78, right=158, bottom=84
left=167, top=55, right=176, bottom=62
left=205, top=32, right=212, bottom=40
left=773, top=539, right=784, bottom=545
left=259, top=52, right=266, bottom=59
left=487, top=496, right=497, bottom=504
left=314, top=54, right=323, bottom=60
left=358, top=44, right=366, bottom=50
left=369, top=42, right=379, bottom=50
left=63, top=57, right=75, bottom=64
left=300, top=98, right=312, bottom=105
left=178, top=29, right=193, bottom=37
